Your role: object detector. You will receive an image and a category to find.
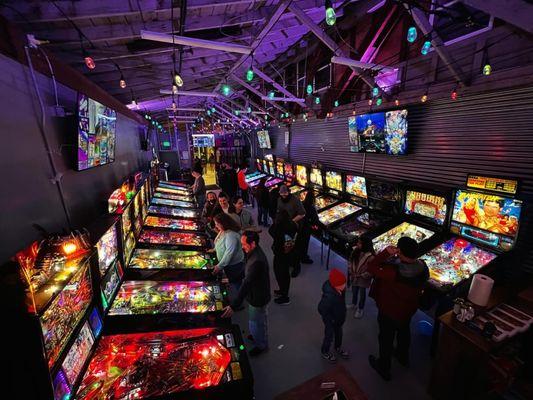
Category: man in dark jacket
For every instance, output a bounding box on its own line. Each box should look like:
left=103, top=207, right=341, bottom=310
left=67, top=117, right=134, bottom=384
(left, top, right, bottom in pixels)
left=367, top=237, right=429, bottom=381
left=222, top=231, right=271, bottom=356
left=318, top=268, right=350, bottom=363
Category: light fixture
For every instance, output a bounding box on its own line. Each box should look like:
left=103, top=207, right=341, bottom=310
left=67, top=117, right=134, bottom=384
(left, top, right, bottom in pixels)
left=451, top=86, right=458, bottom=101
left=325, top=0, right=336, bottom=26
left=376, top=96, right=383, bottom=106
left=268, top=91, right=275, bottom=99
left=334, top=100, right=339, bottom=107
left=62, top=242, right=78, bottom=255
left=119, top=74, right=127, bottom=89
left=306, top=84, right=313, bottom=95
left=407, top=26, right=417, bottom=43
left=246, top=68, right=254, bottom=82
left=172, top=84, right=178, bottom=94
left=222, top=84, right=231, bottom=96
left=421, top=40, right=431, bottom=55
left=235, top=110, right=240, bottom=116
left=211, top=107, right=216, bottom=113
left=368, top=99, right=373, bottom=106
left=207, top=110, right=212, bottom=116
left=174, top=71, right=184, bottom=87
left=314, top=96, right=320, bottom=104
left=372, top=86, right=379, bottom=97
left=483, top=52, right=492, bottom=76
left=247, top=106, right=252, bottom=113
left=421, top=91, right=428, bottom=103
left=394, top=98, right=400, bottom=106
left=83, top=51, right=96, bottom=70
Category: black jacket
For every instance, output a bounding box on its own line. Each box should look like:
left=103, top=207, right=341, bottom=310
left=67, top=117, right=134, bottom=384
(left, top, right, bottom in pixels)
left=231, top=246, right=271, bottom=308
left=254, top=185, right=270, bottom=208
left=268, top=220, right=297, bottom=255
left=303, top=201, right=319, bottom=227
left=317, top=281, right=347, bottom=324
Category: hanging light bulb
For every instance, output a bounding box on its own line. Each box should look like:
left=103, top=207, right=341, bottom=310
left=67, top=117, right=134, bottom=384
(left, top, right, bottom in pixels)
left=247, top=106, right=252, bottom=113
left=235, top=110, right=240, bottom=116
left=84, top=53, right=96, bottom=70
left=174, top=71, right=184, bottom=87
left=352, top=109, right=357, bottom=116
left=334, top=100, right=339, bottom=107
left=306, top=84, right=313, bottom=95
left=207, top=110, right=212, bottom=116
left=314, top=96, right=320, bottom=104
left=368, top=98, right=373, bottom=106
left=376, top=96, right=383, bottom=106
left=246, top=68, right=254, bottom=82
left=119, top=74, right=127, bottom=89
left=268, top=91, right=275, bottom=99
left=171, top=101, right=177, bottom=111
left=421, top=40, right=431, bottom=55
left=407, top=26, right=417, bottom=43
left=372, top=86, right=379, bottom=97
left=483, top=62, right=492, bottom=76
left=325, top=0, right=336, bottom=26
left=172, top=84, right=178, bottom=94
left=451, top=87, right=458, bottom=101
left=394, top=98, right=400, bottom=106
left=222, top=84, right=231, bottom=96
left=421, top=92, right=428, bottom=103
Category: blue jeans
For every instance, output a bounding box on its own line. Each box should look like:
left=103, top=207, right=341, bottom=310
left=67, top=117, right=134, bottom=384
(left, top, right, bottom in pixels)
left=249, top=305, right=268, bottom=349
left=352, top=286, right=366, bottom=309
left=321, top=316, right=343, bottom=354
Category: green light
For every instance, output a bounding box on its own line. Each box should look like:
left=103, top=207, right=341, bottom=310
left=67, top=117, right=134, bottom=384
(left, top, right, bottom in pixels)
left=239, top=344, right=245, bottom=351
left=207, top=110, right=211, bottom=116
left=268, top=91, right=275, bottom=99
left=211, top=107, right=216, bottom=113
left=421, top=40, right=431, bottom=55
left=314, top=96, right=320, bottom=105
left=222, top=84, right=231, bottom=96
left=162, top=141, right=171, bottom=147
left=223, top=291, right=227, bottom=296
left=483, top=63, right=492, bottom=76
left=246, top=68, right=254, bottom=82
left=306, top=84, right=313, bottom=95
left=372, top=86, right=379, bottom=97
left=376, top=97, right=383, bottom=106
left=334, top=100, right=339, bottom=107
left=407, top=26, right=417, bottom=43
left=247, top=106, right=252, bottom=113
left=235, top=110, right=240, bottom=116
left=325, top=7, right=336, bottom=26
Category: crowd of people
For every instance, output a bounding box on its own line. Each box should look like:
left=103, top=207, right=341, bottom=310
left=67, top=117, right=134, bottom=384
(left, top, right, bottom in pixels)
left=191, top=164, right=430, bottom=381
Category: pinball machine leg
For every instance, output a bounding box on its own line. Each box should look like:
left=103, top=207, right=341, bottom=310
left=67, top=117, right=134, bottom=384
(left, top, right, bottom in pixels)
left=326, top=245, right=331, bottom=270
left=320, top=233, right=324, bottom=265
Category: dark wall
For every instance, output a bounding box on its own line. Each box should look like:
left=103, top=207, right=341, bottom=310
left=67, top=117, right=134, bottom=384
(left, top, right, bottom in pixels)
left=0, top=54, right=151, bottom=263
left=263, top=85, right=533, bottom=274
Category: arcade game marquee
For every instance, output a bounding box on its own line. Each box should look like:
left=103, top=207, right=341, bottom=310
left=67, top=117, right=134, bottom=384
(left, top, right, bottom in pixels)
left=420, top=175, right=522, bottom=291
left=289, top=163, right=308, bottom=196
left=371, top=185, right=449, bottom=254
left=309, top=166, right=340, bottom=211
left=326, top=174, right=394, bottom=258
left=283, top=161, right=295, bottom=186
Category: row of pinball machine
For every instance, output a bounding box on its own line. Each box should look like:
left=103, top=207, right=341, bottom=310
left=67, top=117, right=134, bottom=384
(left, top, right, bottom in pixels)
left=13, top=171, right=254, bottom=400
left=249, top=155, right=523, bottom=296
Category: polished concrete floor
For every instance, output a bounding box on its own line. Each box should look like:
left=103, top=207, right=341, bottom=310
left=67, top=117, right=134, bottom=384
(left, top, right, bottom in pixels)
left=232, top=212, right=435, bottom=400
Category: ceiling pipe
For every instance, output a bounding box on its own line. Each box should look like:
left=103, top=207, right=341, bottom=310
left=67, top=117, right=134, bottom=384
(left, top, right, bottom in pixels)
left=160, top=89, right=219, bottom=97
left=141, top=30, right=253, bottom=54
left=331, top=56, right=396, bottom=74
left=260, top=96, right=305, bottom=103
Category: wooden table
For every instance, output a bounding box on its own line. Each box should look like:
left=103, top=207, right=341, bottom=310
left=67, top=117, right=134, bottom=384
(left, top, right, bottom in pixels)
left=274, top=365, right=368, bottom=400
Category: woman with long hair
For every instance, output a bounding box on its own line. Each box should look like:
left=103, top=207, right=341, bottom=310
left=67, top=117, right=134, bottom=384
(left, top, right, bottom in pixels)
left=213, top=213, right=245, bottom=306
left=349, top=236, right=375, bottom=318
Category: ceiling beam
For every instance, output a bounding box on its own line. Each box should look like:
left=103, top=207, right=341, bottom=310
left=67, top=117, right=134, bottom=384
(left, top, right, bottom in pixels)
left=231, top=74, right=288, bottom=114
left=288, top=2, right=381, bottom=93
left=140, top=31, right=253, bottom=54
left=252, top=66, right=301, bottom=100
left=160, top=89, right=220, bottom=97
left=404, top=3, right=468, bottom=85
left=260, top=96, right=306, bottom=103
left=459, top=0, right=533, bottom=34
left=233, top=92, right=276, bottom=119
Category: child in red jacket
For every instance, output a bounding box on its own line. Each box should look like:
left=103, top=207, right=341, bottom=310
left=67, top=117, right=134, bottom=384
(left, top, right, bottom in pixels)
left=367, top=237, right=429, bottom=381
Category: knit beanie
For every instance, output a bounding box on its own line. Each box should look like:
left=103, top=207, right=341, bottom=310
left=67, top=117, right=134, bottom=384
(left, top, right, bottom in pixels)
left=329, top=268, right=346, bottom=288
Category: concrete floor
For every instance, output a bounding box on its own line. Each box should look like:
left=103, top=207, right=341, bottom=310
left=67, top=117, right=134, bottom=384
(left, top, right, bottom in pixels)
left=233, top=211, right=435, bottom=400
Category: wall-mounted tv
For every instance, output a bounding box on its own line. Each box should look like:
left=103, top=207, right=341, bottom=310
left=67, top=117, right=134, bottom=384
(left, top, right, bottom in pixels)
left=77, top=94, right=117, bottom=170
left=348, top=109, right=408, bottom=155
left=257, top=130, right=271, bottom=149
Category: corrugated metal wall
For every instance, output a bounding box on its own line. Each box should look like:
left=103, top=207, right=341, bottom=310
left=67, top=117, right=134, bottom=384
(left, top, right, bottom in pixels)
left=265, top=85, right=533, bottom=274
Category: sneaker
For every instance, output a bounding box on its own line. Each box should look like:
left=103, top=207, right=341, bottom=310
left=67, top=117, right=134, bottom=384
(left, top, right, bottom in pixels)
left=274, top=296, right=291, bottom=305
left=249, top=347, right=267, bottom=357
left=335, top=348, right=350, bottom=359
left=368, top=355, right=391, bottom=381
left=321, top=352, right=337, bottom=363
left=274, top=289, right=283, bottom=297
left=353, top=308, right=364, bottom=319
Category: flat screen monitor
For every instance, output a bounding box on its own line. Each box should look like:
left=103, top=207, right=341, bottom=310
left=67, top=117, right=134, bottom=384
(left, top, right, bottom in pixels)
left=257, top=130, right=271, bottom=149
left=348, top=109, right=408, bottom=155
left=192, top=134, right=215, bottom=147
left=296, top=165, right=308, bottom=187
left=310, top=168, right=323, bottom=187
left=77, top=94, right=117, bottom=170
left=451, top=189, right=522, bottom=250
left=325, top=170, right=342, bottom=192
left=404, top=190, right=447, bottom=225
left=345, top=175, right=367, bottom=199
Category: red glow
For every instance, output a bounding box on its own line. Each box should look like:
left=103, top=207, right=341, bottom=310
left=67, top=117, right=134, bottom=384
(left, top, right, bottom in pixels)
left=451, top=90, right=458, bottom=101
left=84, top=56, right=96, bottom=70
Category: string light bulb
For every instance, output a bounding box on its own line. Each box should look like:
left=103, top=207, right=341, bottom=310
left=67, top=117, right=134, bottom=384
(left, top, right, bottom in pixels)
left=222, top=84, right=231, bottom=96
left=451, top=86, right=458, bottom=101
left=407, top=26, right=418, bottom=43
left=334, top=100, right=339, bottom=107
left=421, top=91, right=428, bottom=103
left=421, top=40, right=431, bottom=55
left=372, top=86, right=379, bottom=97
left=368, top=99, right=373, bottom=106
left=246, top=68, right=254, bottom=82
left=174, top=71, right=184, bottom=87
left=119, top=75, right=127, bottom=89
left=306, top=84, right=313, bottom=95
left=376, top=96, right=383, bottom=106
left=483, top=62, right=492, bottom=76
left=325, top=0, right=336, bottom=26
left=84, top=53, right=96, bottom=70
left=268, top=91, right=275, bottom=99
left=314, top=96, right=320, bottom=105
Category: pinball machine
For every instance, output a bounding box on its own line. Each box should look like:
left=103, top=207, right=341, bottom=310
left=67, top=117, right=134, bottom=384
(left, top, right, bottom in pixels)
left=151, top=197, right=198, bottom=209
left=137, top=229, right=210, bottom=251
left=153, top=190, right=196, bottom=204
left=143, top=216, right=205, bottom=232
left=420, top=175, right=523, bottom=292
left=148, top=204, right=202, bottom=220
left=283, top=161, right=295, bottom=186
left=370, top=184, right=450, bottom=255
left=289, top=163, right=309, bottom=198
left=310, top=167, right=340, bottom=212
left=275, top=159, right=285, bottom=179
left=75, top=325, right=253, bottom=400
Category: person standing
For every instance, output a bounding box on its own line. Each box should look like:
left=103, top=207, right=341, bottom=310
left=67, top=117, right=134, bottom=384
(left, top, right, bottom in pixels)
left=268, top=185, right=280, bottom=222
left=269, top=210, right=298, bottom=305
left=318, top=268, right=350, bottom=363
left=221, top=231, right=271, bottom=356
left=299, top=189, right=319, bottom=265
left=367, top=237, right=429, bottom=381
left=217, top=192, right=241, bottom=227
left=217, top=164, right=230, bottom=195
left=254, top=177, right=270, bottom=227
left=277, top=185, right=306, bottom=277
left=191, top=168, right=206, bottom=210
left=233, top=196, right=256, bottom=230
left=237, top=165, right=250, bottom=205
left=212, top=213, right=245, bottom=308
left=349, top=236, right=375, bottom=319
left=227, top=164, right=239, bottom=199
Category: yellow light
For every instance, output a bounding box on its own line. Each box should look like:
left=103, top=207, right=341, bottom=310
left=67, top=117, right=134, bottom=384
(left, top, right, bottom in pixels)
left=62, top=242, right=78, bottom=255
left=421, top=94, right=428, bottom=103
